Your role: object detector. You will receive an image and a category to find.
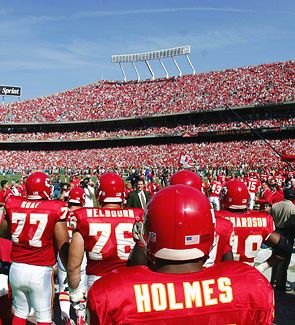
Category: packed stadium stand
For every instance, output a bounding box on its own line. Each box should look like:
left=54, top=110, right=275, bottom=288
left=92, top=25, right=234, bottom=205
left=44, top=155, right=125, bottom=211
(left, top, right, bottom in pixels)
left=0, top=112, right=293, bottom=142
left=0, top=139, right=294, bottom=176
left=0, top=60, right=294, bottom=123
left=0, top=60, right=294, bottom=176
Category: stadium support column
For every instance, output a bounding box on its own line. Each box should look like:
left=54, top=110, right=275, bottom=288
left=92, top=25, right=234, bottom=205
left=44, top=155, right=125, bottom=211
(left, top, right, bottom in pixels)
left=132, top=62, right=140, bottom=81
left=159, top=59, right=169, bottom=79
left=186, top=54, right=195, bottom=75
left=172, top=56, right=182, bottom=77
left=119, top=63, right=127, bottom=82
left=145, top=60, right=155, bottom=80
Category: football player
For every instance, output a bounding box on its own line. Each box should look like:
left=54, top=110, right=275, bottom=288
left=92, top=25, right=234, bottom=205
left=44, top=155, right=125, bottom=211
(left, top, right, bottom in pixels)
left=0, top=172, right=69, bottom=325
left=57, top=187, right=87, bottom=325
left=67, top=173, right=144, bottom=304
left=208, top=175, right=224, bottom=211
left=246, top=172, right=261, bottom=210
left=87, top=185, right=274, bottom=324
left=170, top=170, right=234, bottom=266
left=218, top=179, right=292, bottom=271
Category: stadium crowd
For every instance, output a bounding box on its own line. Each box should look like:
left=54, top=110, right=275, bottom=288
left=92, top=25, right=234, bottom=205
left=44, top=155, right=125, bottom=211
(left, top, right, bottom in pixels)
left=0, top=139, right=294, bottom=186
left=0, top=60, right=294, bottom=123
left=0, top=113, right=294, bottom=142
left=0, top=139, right=293, bottom=178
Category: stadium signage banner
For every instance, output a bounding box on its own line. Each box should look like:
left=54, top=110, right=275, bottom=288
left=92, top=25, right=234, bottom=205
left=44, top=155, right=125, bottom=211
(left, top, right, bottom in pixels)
left=0, top=85, right=21, bottom=96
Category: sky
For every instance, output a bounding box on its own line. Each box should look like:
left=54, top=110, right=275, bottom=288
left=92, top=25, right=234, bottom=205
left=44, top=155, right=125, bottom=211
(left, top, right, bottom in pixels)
left=1, top=0, right=294, bottom=101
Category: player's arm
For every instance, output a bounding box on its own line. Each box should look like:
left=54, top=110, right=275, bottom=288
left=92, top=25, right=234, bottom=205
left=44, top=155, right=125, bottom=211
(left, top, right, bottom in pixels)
left=0, top=211, right=10, bottom=239
left=68, top=230, right=84, bottom=290
left=257, top=231, right=293, bottom=273
left=266, top=231, right=293, bottom=260
left=54, top=220, right=70, bottom=269
left=67, top=230, right=85, bottom=303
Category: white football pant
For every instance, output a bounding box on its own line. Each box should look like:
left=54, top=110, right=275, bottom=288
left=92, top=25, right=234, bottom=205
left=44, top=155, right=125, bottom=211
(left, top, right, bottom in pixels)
left=57, top=253, right=87, bottom=320
left=209, top=196, right=220, bottom=211
left=248, top=192, right=256, bottom=210
left=9, top=262, right=53, bottom=323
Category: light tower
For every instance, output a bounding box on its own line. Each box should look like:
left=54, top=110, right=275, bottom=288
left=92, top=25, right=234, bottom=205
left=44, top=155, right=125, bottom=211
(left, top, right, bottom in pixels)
left=111, top=45, right=195, bottom=82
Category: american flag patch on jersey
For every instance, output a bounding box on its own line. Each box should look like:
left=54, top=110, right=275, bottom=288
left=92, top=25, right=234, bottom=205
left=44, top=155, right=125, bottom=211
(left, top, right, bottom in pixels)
left=185, top=235, right=200, bottom=245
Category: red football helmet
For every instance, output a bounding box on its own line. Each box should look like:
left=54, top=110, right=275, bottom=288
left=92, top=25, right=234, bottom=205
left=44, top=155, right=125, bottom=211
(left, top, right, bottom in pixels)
left=169, top=170, right=202, bottom=190
left=143, top=185, right=214, bottom=261
left=26, top=172, right=52, bottom=200
left=68, top=187, right=85, bottom=206
left=98, top=172, right=124, bottom=203
left=220, top=179, right=250, bottom=210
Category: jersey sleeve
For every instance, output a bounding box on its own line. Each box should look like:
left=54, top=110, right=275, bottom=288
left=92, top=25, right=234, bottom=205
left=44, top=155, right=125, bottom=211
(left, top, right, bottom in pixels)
left=223, top=219, right=235, bottom=248
left=263, top=215, right=275, bottom=241
left=72, top=209, right=85, bottom=234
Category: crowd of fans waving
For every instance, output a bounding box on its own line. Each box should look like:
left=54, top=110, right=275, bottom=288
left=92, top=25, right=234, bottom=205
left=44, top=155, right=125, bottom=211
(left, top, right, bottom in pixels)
left=0, top=60, right=294, bottom=123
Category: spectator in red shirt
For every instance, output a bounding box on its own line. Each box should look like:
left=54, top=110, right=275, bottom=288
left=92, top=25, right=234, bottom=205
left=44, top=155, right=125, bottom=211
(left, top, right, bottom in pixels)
left=17, top=176, right=28, bottom=197
left=145, top=177, right=160, bottom=197
left=271, top=183, right=284, bottom=204
left=256, top=181, right=273, bottom=211
left=0, top=180, right=13, bottom=207
left=69, top=174, right=81, bottom=189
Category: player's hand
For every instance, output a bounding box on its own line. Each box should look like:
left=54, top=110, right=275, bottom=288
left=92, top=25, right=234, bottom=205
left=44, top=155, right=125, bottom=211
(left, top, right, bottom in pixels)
left=132, top=221, right=144, bottom=243
left=69, top=286, right=84, bottom=303
left=72, top=297, right=87, bottom=325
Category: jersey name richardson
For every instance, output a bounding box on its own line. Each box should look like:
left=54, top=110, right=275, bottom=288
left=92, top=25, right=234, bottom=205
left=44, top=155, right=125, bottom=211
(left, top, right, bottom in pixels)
left=86, top=208, right=136, bottom=219
left=133, top=277, right=233, bottom=313
left=224, top=216, right=267, bottom=228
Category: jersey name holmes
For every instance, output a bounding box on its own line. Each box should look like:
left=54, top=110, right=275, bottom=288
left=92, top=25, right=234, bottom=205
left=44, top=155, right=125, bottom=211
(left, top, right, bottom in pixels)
left=134, top=277, right=233, bottom=313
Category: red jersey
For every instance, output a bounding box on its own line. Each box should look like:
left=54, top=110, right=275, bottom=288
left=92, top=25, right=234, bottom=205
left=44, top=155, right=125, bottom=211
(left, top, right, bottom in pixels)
left=5, top=196, right=68, bottom=266
left=0, top=189, right=13, bottom=204
left=257, top=188, right=273, bottom=211
left=260, top=173, right=269, bottom=181
left=209, top=181, right=223, bottom=197
left=216, top=210, right=274, bottom=265
left=274, top=174, right=285, bottom=187
left=272, top=189, right=284, bottom=204
left=87, top=261, right=274, bottom=325
left=17, top=183, right=27, bottom=197
left=0, top=238, right=12, bottom=263
left=204, top=216, right=234, bottom=267
left=70, top=177, right=81, bottom=188
left=73, top=207, right=144, bottom=276
left=247, top=177, right=261, bottom=194
left=146, top=182, right=160, bottom=196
